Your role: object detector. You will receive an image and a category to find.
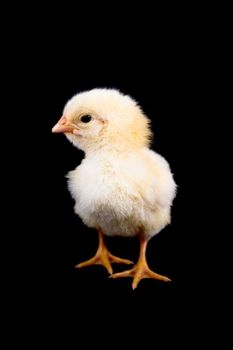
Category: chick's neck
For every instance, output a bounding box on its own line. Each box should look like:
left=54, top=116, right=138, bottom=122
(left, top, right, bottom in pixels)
left=84, top=140, right=141, bottom=159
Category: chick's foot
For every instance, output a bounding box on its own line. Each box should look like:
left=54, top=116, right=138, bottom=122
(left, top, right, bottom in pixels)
left=76, top=251, right=133, bottom=275
left=110, top=263, right=171, bottom=289
left=110, top=237, right=171, bottom=289
left=75, top=229, right=133, bottom=275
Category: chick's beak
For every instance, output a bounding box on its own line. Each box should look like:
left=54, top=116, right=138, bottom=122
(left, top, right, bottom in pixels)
left=52, top=116, right=78, bottom=134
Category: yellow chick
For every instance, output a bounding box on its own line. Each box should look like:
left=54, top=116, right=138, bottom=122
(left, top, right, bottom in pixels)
left=52, top=88, right=177, bottom=289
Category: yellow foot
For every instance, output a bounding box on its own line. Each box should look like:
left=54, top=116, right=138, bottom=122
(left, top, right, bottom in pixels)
left=76, top=251, right=133, bottom=275
left=110, top=263, right=171, bottom=289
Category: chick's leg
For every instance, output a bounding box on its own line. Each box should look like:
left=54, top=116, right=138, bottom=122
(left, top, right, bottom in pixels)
left=111, top=236, right=171, bottom=289
left=76, top=229, right=133, bottom=275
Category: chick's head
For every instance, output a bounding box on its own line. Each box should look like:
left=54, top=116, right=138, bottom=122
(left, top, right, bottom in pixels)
left=52, top=89, right=152, bottom=152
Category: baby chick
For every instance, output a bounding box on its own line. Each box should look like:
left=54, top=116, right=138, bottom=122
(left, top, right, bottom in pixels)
left=52, top=89, right=176, bottom=289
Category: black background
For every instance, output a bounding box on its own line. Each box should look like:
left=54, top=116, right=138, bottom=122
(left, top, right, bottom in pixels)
left=9, top=14, right=215, bottom=344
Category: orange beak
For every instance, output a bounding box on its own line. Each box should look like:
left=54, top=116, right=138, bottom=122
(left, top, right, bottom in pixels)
left=52, top=116, right=78, bottom=134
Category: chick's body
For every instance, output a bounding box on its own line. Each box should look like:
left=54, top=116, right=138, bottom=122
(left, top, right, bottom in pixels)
left=52, top=88, right=176, bottom=288
left=68, top=148, right=175, bottom=239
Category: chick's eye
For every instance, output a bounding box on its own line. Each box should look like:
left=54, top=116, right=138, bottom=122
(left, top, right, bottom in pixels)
left=80, top=115, right=92, bottom=123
